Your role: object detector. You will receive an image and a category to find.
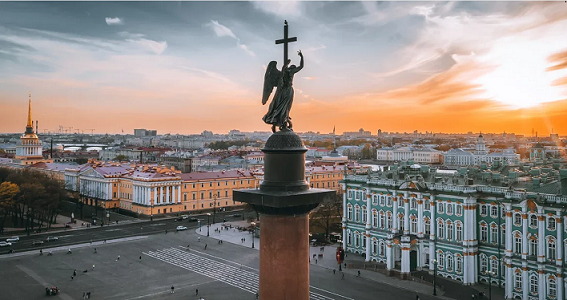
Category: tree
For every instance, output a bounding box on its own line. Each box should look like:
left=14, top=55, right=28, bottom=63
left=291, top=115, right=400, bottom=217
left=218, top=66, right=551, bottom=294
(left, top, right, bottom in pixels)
left=114, top=155, right=128, bottom=161
left=309, top=192, right=342, bottom=240
left=0, top=182, right=19, bottom=234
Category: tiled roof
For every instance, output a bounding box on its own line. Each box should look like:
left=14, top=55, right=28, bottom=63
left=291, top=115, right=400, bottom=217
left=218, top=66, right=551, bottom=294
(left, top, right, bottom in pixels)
left=179, top=170, right=253, bottom=181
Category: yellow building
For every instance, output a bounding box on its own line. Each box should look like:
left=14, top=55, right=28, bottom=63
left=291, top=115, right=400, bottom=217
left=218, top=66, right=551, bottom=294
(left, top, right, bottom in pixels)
left=12, top=93, right=52, bottom=165
left=65, top=161, right=257, bottom=217
left=306, top=166, right=344, bottom=192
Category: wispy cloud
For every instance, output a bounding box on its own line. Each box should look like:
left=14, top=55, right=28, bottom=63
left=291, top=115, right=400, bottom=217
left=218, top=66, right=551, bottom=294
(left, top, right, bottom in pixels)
left=105, top=17, right=123, bottom=25
left=252, top=1, right=303, bottom=18
left=126, top=38, right=167, bottom=55
left=208, top=20, right=255, bottom=57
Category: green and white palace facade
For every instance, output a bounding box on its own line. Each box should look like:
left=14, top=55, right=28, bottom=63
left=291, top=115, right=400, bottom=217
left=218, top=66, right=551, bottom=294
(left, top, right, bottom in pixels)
left=342, top=175, right=567, bottom=300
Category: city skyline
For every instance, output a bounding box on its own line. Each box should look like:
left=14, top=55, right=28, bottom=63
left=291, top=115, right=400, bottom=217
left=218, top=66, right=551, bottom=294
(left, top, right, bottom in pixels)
left=1, top=2, right=567, bottom=135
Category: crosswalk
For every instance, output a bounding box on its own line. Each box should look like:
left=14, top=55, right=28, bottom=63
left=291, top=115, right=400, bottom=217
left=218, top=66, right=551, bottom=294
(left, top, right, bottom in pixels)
left=144, top=247, right=337, bottom=300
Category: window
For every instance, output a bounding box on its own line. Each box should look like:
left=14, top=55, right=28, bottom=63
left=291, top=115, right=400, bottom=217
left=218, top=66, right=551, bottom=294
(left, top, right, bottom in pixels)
left=446, top=255, right=453, bottom=271
left=530, top=275, right=538, bottom=294
left=355, top=232, right=360, bottom=247
left=425, top=219, right=431, bottom=235
left=410, top=199, right=417, bottom=209
left=548, top=217, right=556, bottom=231
left=379, top=242, right=385, bottom=256
left=387, top=197, right=392, bottom=207
left=502, top=226, right=506, bottom=246
left=411, top=218, right=417, bottom=233
left=372, top=241, right=377, bottom=254
left=480, top=225, right=488, bottom=242
left=456, top=257, right=462, bottom=273
left=201, top=192, right=204, bottom=199
left=530, top=215, right=538, bottom=227
left=355, top=206, right=360, bottom=222
left=446, top=204, right=453, bottom=215
left=514, top=213, right=522, bottom=226
left=438, top=222, right=445, bottom=239
left=491, top=226, right=498, bottom=243
left=456, top=223, right=462, bottom=242
left=425, top=200, right=431, bottom=210
left=380, top=213, right=385, bottom=229
left=225, top=190, right=228, bottom=197
left=362, top=236, right=366, bottom=249
left=490, top=206, right=498, bottom=217
left=372, top=212, right=378, bottom=228
left=456, top=204, right=462, bottom=216
left=348, top=190, right=353, bottom=199
left=398, top=199, right=403, bottom=208
left=387, top=213, right=392, bottom=230
left=438, top=203, right=444, bottom=214
left=447, top=223, right=453, bottom=240
left=399, top=215, right=404, bottom=232
left=379, top=196, right=385, bottom=206
left=490, top=258, right=498, bottom=274
left=347, top=231, right=351, bottom=245
left=548, top=239, right=556, bottom=260
left=529, top=238, right=537, bottom=256
left=347, top=206, right=353, bottom=221
left=549, top=279, right=557, bottom=298
left=481, top=205, right=487, bottom=216
left=514, top=236, right=522, bottom=254
left=480, top=255, right=488, bottom=272
left=356, top=192, right=360, bottom=200
left=362, top=206, right=367, bottom=224
left=372, top=195, right=377, bottom=205
left=192, top=193, right=196, bottom=200
left=514, top=273, right=522, bottom=289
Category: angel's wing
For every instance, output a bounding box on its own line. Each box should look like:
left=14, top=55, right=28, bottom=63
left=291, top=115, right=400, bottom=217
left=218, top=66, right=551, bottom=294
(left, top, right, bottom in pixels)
left=262, top=61, right=281, bottom=105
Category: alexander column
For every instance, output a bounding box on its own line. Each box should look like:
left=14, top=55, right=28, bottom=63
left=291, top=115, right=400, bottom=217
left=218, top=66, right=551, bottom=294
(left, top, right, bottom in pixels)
left=233, top=21, right=334, bottom=300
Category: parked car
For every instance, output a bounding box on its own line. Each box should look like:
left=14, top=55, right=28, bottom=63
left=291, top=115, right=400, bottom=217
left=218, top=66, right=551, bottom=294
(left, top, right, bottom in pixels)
left=0, top=241, right=12, bottom=247
left=188, top=217, right=199, bottom=222
left=6, top=236, right=19, bottom=242
left=32, top=240, right=44, bottom=246
left=176, top=226, right=188, bottom=231
left=46, top=236, right=59, bottom=242
left=181, top=215, right=189, bottom=220
left=231, top=214, right=242, bottom=217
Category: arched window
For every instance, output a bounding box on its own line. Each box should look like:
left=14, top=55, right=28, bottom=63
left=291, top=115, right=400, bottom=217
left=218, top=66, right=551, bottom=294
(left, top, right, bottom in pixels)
left=347, top=230, right=352, bottom=245
left=372, top=240, right=377, bottom=254
left=424, top=200, right=430, bottom=210
left=438, top=221, right=445, bottom=239
left=446, top=255, right=453, bottom=271
left=529, top=237, right=537, bottom=256
left=530, top=214, right=537, bottom=227
left=456, top=256, right=462, bottom=273
left=514, top=213, right=522, bottom=226
left=491, top=226, right=498, bottom=243
left=372, top=211, right=378, bottom=228
left=379, top=196, right=385, bottom=206
left=387, top=212, right=392, bottom=230
left=380, top=212, right=385, bottom=229
left=456, top=223, right=463, bottom=242
left=548, top=238, right=556, bottom=260
left=347, top=206, right=353, bottom=221
left=490, top=205, right=498, bottom=217
left=411, top=217, right=417, bottom=234
left=529, top=274, right=538, bottom=294
left=514, top=273, right=522, bottom=289
left=490, top=257, right=498, bottom=274
left=387, top=196, right=392, bottom=207
left=398, top=214, right=404, bottom=232
left=425, top=219, right=431, bottom=235
left=548, top=278, right=557, bottom=298
left=410, top=199, right=417, bottom=209
left=447, top=223, right=453, bottom=240
left=437, top=251, right=444, bottom=269
left=480, top=224, right=488, bottom=242
left=456, top=204, right=462, bottom=215
left=548, top=217, right=556, bottom=231
left=480, top=255, right=488, bottom=272
left=514, top=235, right=522, bottom=254
left=355, top=206, right=360, bottom=222
left=372, top=195, right=378, bottom=205
left=362, top=206, right=367, bottom=224
left=379, top=242, right=385, bottom=256
left=354, top=232, right=360, bottom=247
left=347, top=190, right=353, bottom=199
left=446, top=204, right=453, bottom=215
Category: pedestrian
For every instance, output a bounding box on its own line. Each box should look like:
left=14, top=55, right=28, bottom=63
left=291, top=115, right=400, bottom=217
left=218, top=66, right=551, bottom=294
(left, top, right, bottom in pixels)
left=104, top=239, right=106, bottom=243
left=171, top=286, right=175, bottom=294
left=256, top=292, right=259, bottom=299
left=333, top=269, right=336, bottom=274
left=94, top=248, right=97, bottom=253
left=82, top=292, right=86, bottom=299
left=357, top=270, right=361, bottom=277
left=205, top=244, right=208, bottom=250
left=73, top=270, right=77, bottom=276
left=116, top=255, right=120, bottom=261
left=416, top=295, right=420, bottom=300
left=315, top=259, right=318, bottom=264
left=92, top=264, right=95, bottom=270
left=40, top=249, right=43, bottom=255
left=196, top=288, right=199, bottom=295
left=341, top=273, right=345, bottom=279
left=68, top=248, right=72, bottom=254
left=198, top=237, right=201, bottom=242
left=71, top=276, right=74, bottom=280
left=87, top=291, right=91, bottom=299
left=139, top=255, right=142, bottom=260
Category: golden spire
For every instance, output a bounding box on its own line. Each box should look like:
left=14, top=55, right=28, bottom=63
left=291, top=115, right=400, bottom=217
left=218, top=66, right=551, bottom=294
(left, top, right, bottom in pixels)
left=25, top=92, right=34, bottom=134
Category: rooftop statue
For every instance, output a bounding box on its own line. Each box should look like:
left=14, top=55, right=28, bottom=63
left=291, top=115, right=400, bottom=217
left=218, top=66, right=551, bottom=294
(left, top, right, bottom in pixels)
left=261, top=21, right=304, bottom=133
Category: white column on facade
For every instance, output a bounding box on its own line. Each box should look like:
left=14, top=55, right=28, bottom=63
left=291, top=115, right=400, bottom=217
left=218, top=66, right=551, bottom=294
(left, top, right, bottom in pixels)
left=171, top=186, right=176, bottom=204
left=160, top=186, right=164, bottom=204
left=557, top=272, right=564, bottom=300
left=403, top=195, right=410, bottom=235
left=505, top=204, right=513, bottom=257
left=342, top=185, right=347, bottom=250
left=522, top=208, right=528, bottom=259
left=429, top=196, right=436, bottom=271
left=521, top=263, right=529, bottom=300
left=153, top=187, right=157, bottom=206
left=505, top=259, right=513, bottom=298
left=538, top=207, right=545, bottom=263
left=386, top=239, right=393, bottom=270
left=401, top=237, right=410, bottom=274
left=393, top=195, right=399, bottom=233
left=146, top=187, right=150, bottom=205
left=178, top=184, right=181, bottom=204
left=538, top=268, right=546, bottom=300
left=365, top=190, right=371, bottom=262
left=133, top=185, right=136, bottom=203
left=557, top=214, right=563, bottom=266
left=166, top=186, right=170, bottom=204
left=417, top=198, right=424, bottom=237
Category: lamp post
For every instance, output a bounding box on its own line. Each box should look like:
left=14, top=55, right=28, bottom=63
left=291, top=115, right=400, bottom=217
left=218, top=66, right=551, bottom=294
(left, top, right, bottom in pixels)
left=251, top=222, right=256, bottom=248
left=433, top=259, right=438, bottom=296
left=213, top=193, right=217, bottom=224
left=207, top=213, right=211, bottom=237
left=483, top=270, right=495, bottom=300
left=150, top=200, right=153, bottom=221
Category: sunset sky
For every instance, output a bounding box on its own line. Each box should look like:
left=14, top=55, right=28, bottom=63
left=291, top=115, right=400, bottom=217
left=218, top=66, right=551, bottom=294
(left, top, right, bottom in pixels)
left=1, top=1, right=567, bottom=136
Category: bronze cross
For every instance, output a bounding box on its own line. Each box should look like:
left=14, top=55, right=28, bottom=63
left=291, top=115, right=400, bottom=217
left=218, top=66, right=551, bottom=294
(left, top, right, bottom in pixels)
left=275, top=20, right=297, bottom=67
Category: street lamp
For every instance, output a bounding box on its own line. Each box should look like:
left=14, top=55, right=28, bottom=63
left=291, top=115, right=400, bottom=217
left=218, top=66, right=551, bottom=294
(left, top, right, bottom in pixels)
left=251, top=222, right=256, bottom=248
left=212, top=193, right=217, bottom=224
left=433, top=259, right=438, bottom=296
left=483, top=270, right=495, bottom=300
left=206, top=213, right=211, bottom=237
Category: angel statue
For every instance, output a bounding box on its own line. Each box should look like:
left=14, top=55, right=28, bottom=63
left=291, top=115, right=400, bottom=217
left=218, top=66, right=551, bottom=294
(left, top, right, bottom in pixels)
left=262, top=50, right=304, bottom=132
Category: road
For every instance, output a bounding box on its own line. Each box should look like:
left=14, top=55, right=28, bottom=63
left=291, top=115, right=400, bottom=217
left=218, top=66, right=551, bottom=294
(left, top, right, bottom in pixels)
left=0, top=210, right=250, bottom=254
